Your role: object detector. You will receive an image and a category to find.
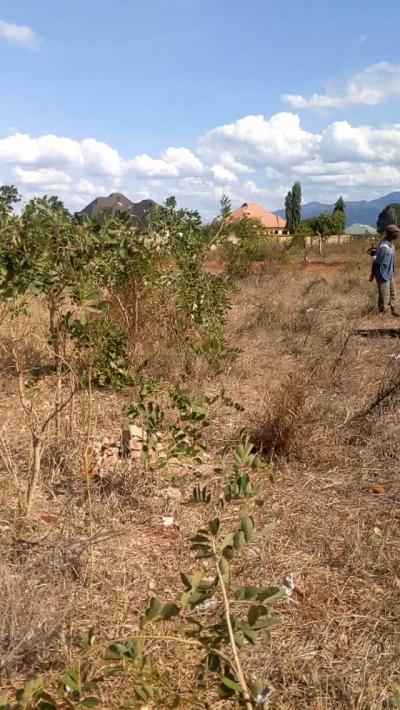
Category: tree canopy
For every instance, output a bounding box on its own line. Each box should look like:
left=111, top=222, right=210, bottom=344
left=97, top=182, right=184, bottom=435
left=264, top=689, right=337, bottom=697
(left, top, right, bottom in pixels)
left=377, top=203, right=400, bottom=233
left=301, top=210, right=345, bottom=237
left=333, top=196, right=345, bottom=214
left=285, top=182, right=302, bottom=233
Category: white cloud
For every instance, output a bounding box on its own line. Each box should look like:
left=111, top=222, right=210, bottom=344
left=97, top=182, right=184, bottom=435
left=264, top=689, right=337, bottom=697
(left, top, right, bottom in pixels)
left=76, top=178, right=106, bottom=195
left=129, top=153, right=179, bottom=177
left=3, top=109, right=400, bottom=216
left=360, top=33, right=368, bottom=44
left=0, top=133, right=123, bottom=175
left=213, top=152, right=251, bottom=173
left=12, top=166, right=72, bottom=188
left=0, top=19, right=37, bottom=48
left=129, top=146, right=203, bottom=177
left=319, top=121, right=400, bottom=163
left=211, top=164, right=238, bottom=183
left=0, top=133, right=84, bottom=168
left=283, top=62, right=400, bottom=110
left=200, top=113, right=317, bottom=167
left=162, top=147, right=203, bottom=175
left=81, top=138, right=122, bottom=176
left=295, top=160, right=400, bottom=188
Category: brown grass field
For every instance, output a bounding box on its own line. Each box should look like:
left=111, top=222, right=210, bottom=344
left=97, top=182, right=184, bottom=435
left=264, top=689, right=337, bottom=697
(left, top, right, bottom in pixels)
left=1, top=242, right=400, bottom=708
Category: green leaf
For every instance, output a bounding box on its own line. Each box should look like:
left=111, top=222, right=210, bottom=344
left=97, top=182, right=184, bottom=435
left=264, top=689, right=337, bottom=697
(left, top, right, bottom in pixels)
left=105, top=642, right=129, bottom=660
left=61, top=671, right=80, bottom=693
left=257, top=586, right=284, bottom=603
left=240, top=514, right=254, bottom=542
left=80, top=698, right=101, bottom=708
left=242, top=624, right=258, bottom=644
left=222, top=545, right=235, bottom=560
left=146, top=597, right=162, bottom=622
left=247, top=604, right=262, bottom=627
left=180, top=572, right=191, bottom=590
left=393, top=690, right=400, bottom=709
left=0, top=696, right=10, bottom=710
left=235, top=586, right=258, bottom=600
left=159, top=603, right=180, bottom=621
left=190, top=533, right=210, bottom=544
left=220, top=676, right=243, bottom=694
left=208, top=518, right=220, bottom=536
left=21, top=676, right=45, bottom=701
left=193, top=545, right=213, bottom=559
left=250, top=678, right=264, bottom=701
left=252, top=616, right=281, bottom=630
left=134, top=684, right=155, bottom=701
left=198, top=577, right=217, bottom=591
left=233, top=530, right=246, bottom=550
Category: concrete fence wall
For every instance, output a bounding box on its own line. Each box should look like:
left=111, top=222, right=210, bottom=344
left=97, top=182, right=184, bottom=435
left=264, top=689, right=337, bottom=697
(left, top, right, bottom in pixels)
left=269, top=234, right=353, bottom=246
left=210, top=233, right=364, bottom=251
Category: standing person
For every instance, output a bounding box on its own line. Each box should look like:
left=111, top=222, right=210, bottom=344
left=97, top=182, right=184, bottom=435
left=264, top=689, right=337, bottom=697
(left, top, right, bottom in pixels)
left=371, top=224, right=400, bottom=316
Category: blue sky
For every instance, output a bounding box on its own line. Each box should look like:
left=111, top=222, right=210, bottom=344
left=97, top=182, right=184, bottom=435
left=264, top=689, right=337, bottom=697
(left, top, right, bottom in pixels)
left=1, top=0, right=400, bottom=217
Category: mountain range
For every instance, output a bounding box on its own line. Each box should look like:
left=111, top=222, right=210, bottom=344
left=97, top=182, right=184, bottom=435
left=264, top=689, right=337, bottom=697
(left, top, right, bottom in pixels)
left=274, top=191, right=400, bottom=228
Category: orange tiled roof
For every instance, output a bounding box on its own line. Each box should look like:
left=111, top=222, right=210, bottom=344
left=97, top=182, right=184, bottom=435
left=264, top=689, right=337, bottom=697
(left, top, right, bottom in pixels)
left=229, top=202, right=286, bottom=229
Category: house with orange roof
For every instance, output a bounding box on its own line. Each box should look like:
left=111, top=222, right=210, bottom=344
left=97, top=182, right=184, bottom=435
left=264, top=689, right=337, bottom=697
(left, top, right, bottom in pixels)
left=229, top=202, right=287, bottom=235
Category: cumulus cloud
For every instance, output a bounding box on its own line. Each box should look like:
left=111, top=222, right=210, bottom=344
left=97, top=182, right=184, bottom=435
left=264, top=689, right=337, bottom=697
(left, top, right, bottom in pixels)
left=129, top=154, right=179, bottom=177
left=211, top=164, right=238, bottom=183
left=129, top=146, right=203, bottom=178
left=12, top=166, right=72, bottom=188
left=0, top=133, right=85, bottom=168
left=162, top=147, right=203, bottom=175
left=319, top=121, right=400, bottom=163
left=200, top=112, right=317, bottom=167
left=283, top=62, right=400, bottom=109
left=3, top=109, right=400, bottom=216
left=0, top=19, right=37, bottom=48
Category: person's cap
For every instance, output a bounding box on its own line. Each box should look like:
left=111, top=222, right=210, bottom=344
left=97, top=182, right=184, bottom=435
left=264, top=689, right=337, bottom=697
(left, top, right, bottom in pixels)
left=386, top=224, right=400, bottom=238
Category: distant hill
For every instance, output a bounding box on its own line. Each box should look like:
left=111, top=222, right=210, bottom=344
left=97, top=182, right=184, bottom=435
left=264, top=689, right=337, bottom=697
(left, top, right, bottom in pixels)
left=274, top=191, right=400, bottom=228
left=76, top=192, right=158, bottom=226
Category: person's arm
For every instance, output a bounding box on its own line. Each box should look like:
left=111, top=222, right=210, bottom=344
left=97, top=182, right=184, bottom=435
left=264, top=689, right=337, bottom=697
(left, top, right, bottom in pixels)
left=369, top=260, right=375, bottom=282
left=374, top=242, right=388, bottom=266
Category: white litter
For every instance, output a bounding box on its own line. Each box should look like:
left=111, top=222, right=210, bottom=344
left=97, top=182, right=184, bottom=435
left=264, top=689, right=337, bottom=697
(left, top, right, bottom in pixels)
left=162, top=515, right=175, bottom=528
left=196, top=598, right=217, bottom=613
left=255, top=687, right=272, bottom=706
left=282, top=573, right=295, bottom=597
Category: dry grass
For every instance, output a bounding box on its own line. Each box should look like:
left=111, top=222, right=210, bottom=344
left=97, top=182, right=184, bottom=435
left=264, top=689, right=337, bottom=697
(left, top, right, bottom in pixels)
left=1, top=248, right=400, bottom=707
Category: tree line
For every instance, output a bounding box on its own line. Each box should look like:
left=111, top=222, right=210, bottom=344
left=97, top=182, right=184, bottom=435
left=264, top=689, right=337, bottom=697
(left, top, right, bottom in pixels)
left=285, top=182, right=346, bottom=236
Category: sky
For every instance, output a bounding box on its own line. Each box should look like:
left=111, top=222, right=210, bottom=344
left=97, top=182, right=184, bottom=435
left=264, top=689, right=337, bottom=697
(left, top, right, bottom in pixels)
left=1, top=0, right=400, bottom=218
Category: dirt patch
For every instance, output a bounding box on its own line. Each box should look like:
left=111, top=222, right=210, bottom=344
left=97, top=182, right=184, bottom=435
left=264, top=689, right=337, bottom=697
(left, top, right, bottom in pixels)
left=305, top=260, right=345, bottom=272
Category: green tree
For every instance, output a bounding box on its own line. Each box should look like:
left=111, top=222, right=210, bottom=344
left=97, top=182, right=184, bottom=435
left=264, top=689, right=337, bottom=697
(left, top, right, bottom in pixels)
left=302, top=210, right=345, bottom=237
left=333, top=196, right=345, bottom=214
left=0, top=184, right=20, bottom=216
left=285, top=182, right=302, bottom=233
left=285, top=192, right=293, bottom=233
left=221, top=217, right=270, bottom=276
left=149, top=197, right=235, bottom=370
left=292, top=181, right=302, bottom=232
left=377, top=203, right=400, bottom=233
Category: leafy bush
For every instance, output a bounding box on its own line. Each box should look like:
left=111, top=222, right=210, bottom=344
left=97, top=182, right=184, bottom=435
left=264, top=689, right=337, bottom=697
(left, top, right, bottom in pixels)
left=301, top=210, right=345, bottom=237
left=220, top=217, right=271, bottom=276
left=69, top=314, right=132, bottom=389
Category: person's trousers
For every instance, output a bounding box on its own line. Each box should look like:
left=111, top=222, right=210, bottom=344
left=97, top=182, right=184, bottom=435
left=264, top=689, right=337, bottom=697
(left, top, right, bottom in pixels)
left=376, top=277, right=396, bottom=312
